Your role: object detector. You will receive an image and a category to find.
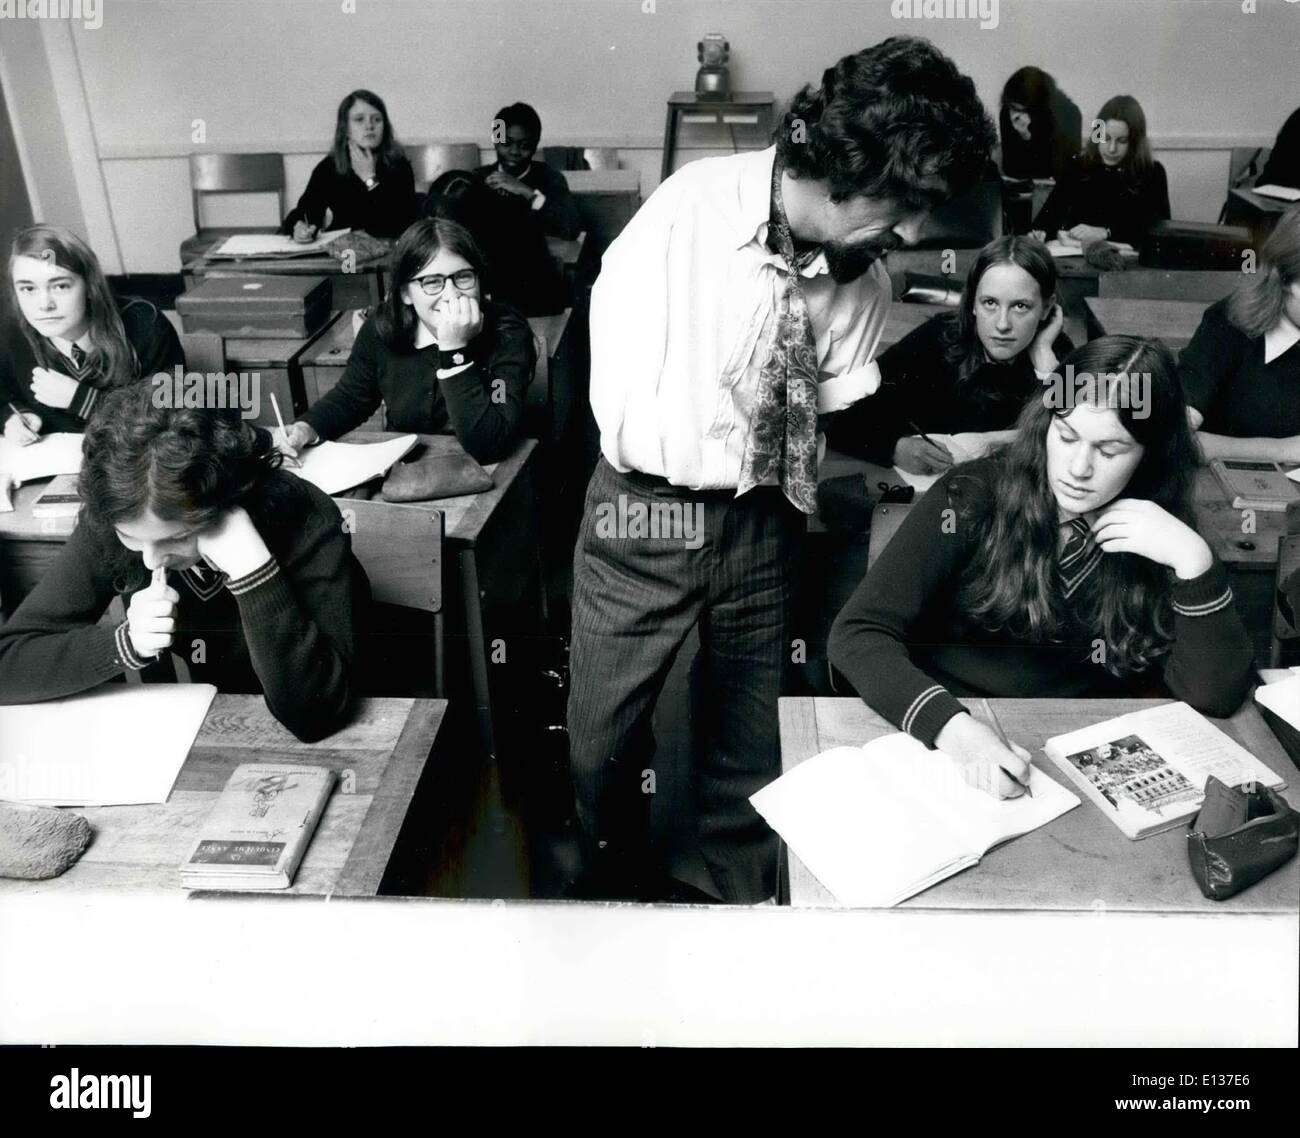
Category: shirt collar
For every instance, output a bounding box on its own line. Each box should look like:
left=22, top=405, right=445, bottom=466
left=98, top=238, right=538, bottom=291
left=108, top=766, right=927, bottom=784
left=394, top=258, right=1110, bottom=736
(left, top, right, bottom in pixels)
left=735, top=148, right=829, bottom=279
left=49, top=328, right=93, bottom=357
left=413, top=319, right=437, bottom=350
left=1264, top=311, right=1300, bottom=364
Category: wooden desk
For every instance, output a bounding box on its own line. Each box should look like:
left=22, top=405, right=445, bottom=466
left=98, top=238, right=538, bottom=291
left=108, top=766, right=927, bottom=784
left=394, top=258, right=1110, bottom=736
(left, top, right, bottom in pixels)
left=222, top=326, right=333, bottom=426
left=338, top=433, right=544, bottom=759
left=0, top=694, right=446, bottom=898
left=779, top=696, right=1299, bottom=912
left=1225, top=187, right=1290, bottom=245
left=562, top=168, right=640, bottom=254
left=182, top=245, right=388, bottom=310
left=1083, top=296, right=1204, bottom=351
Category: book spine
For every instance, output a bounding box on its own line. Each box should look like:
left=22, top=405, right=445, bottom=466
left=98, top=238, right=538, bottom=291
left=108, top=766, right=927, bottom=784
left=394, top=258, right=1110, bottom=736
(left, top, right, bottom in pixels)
left=274, top=772, right=335, bottom=887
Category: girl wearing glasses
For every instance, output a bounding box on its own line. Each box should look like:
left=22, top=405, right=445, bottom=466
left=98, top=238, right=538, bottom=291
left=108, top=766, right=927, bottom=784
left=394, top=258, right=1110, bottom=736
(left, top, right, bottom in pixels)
left=828, top=337, right=1252, bottom=799
left=281, top=218, right=536, bottom=464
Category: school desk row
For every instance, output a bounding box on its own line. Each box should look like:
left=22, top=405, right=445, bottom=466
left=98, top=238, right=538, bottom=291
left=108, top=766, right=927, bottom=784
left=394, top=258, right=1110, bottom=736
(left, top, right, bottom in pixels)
left=0, top=432, right=544, bottom=763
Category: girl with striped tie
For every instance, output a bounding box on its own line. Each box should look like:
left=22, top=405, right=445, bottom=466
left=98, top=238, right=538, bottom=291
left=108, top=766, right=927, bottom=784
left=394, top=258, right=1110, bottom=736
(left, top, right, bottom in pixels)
left=829, top=336, right=1253, bottom=799
left=3, top=224, right=182, bottom=442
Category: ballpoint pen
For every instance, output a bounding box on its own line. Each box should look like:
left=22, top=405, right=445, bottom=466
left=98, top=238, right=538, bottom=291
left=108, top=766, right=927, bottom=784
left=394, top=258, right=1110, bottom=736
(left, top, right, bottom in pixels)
left=987, top=707, right=1033, bottom=798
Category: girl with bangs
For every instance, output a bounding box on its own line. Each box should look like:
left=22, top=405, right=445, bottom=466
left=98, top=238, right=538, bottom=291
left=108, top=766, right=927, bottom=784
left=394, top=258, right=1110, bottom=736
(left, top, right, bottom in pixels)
left=3, top=224, right=182, bottom=440
left=829, top=336, right=1253, bottom=799
left=0, top=384, right=368, bottom=743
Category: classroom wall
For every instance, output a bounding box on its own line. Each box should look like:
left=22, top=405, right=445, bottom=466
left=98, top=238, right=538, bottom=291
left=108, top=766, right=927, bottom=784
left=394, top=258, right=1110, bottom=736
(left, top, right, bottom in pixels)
left=4, top=0, right=1296, bottom=274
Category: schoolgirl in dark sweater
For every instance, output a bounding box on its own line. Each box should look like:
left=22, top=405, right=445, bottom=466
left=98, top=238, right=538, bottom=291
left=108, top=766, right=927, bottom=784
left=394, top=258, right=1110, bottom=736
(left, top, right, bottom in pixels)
left=1179, top=203, right=1300, bottom=460
left=283, top=218, right=536, bottom=465
left=0, top=385, right=368, bottom=743
left=829, top=336, right=1253, bottom=798
left=3, top=225, right=182, bottom=439
left=826, top=235, right=1070, bottom=473
left=281, top=89, right=416, bottom=242
left=1031, top=95, right=1170, bottom=249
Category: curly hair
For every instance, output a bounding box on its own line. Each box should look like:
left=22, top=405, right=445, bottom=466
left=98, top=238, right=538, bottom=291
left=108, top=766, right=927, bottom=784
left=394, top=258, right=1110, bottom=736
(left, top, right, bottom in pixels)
left=774, top=37, right=995, bottom=207
left=79, top=384, right=283, bottom=589
left=954, top=336, right=1199, bottom=678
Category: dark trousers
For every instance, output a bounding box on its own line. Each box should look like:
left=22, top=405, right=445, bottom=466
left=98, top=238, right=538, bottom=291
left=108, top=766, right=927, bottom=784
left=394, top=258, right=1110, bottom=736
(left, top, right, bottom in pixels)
left=567, top=456, right=804, bottom=902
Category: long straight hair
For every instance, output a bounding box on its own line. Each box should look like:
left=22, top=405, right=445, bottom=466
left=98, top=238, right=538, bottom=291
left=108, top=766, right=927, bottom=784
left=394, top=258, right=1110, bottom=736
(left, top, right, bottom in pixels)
left=1226, top=202, right=1300, bottom=338
left=954, top=336, right=1199, bottom=677
left=8, top=225, right=136, bottom=384
left=330, top=89, right=406, bottom=178
left=374, top=218, right=489, bottom=350
left=942, top=234, right=1058, bottom=382
left=1082, top=95, right=1155, bottom=184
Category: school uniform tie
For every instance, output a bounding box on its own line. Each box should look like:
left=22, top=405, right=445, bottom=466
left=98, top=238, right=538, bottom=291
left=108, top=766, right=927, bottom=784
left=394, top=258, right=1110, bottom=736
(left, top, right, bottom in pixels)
left=69, top=343, right=86, bottom=371
left=1059, top=516, right=1102, bottom=599
left=736, top=162, right=820, bottom=515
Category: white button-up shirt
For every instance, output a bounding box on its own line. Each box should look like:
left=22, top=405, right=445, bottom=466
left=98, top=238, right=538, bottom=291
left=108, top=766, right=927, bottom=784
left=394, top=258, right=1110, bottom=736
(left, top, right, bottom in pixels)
left=589, top=147, right=890, bottom=490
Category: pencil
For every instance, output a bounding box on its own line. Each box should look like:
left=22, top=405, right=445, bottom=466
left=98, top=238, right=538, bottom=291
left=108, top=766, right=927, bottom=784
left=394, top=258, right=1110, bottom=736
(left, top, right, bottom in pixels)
left=987, top=706, right=1034, bottom=798
left=7, top=402, right=37, bottom=440
left=907, top=420, right=940, bottom=449
left=268, top=393, right=301, bottom=467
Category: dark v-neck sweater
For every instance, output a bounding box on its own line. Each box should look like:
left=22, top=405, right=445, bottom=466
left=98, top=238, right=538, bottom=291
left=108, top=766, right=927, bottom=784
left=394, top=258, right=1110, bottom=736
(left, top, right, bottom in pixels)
left=1177, top=297, right=1300, bottom=437
left=0, top=472, right=368, bottom=743
left=828, top=458, right=1254, bottom=748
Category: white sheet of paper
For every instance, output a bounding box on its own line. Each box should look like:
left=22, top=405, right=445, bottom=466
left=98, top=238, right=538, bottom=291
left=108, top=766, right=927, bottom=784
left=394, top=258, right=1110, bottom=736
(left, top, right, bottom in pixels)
left=750, top=734, right=1078, bottom=907
left=0, top=432, right=84, bottom=486
left=1045, top=239, right=1136, bottom=258
left=209, top=229, right=350, bottom=258
left=287, top=435, right=419, bottom=495
left=0, top=684, right=217, bottom=806
left=1253, top=184, right=1300, bottom=203
left=1255, top=673, right=1300, bottom=732
left=891, top=432, right=1004, bottom=494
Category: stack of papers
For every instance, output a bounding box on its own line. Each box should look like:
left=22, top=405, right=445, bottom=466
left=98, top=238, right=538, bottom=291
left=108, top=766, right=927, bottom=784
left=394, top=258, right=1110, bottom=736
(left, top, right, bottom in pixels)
left=287, top=435, right=419, bottom=495
left=209, top=229, right=350, bottom=258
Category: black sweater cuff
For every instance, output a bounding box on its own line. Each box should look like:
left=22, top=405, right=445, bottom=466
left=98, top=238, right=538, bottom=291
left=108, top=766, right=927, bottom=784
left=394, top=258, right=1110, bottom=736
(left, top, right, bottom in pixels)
left=1170, top=559, right=1234, bottom=617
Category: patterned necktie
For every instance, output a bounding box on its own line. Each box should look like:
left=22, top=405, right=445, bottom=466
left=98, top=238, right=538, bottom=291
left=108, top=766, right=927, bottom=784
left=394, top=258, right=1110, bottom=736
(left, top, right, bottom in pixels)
left=69, top=343, right=86, bottom=371
left=736, top=162, right=821, bottom=514
left=1059, top=516, right=1102, bottom=599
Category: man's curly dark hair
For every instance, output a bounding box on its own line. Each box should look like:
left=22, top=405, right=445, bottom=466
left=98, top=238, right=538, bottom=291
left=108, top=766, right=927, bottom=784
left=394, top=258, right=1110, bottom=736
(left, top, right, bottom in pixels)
left=775, top=37, right=995, bottom=207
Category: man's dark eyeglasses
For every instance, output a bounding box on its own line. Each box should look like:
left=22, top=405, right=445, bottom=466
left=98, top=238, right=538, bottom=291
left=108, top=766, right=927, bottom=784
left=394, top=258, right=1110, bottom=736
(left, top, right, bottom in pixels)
left=410, top=269, right=477, bottom=297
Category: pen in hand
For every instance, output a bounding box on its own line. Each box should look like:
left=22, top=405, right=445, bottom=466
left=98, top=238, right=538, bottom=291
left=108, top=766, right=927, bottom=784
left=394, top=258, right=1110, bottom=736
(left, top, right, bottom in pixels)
left=268, top=393, right=301, bottom=467
left=988, top=710, right=1033, bottom=798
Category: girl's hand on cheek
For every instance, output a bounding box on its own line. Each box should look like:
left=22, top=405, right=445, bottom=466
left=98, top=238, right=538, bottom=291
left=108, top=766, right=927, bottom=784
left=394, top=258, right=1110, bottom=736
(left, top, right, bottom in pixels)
left=1091, top=498, right=1213, bottom=579
left=195, top=506, right=272, bottom=580
left=431, top=295, right=483, bottom=351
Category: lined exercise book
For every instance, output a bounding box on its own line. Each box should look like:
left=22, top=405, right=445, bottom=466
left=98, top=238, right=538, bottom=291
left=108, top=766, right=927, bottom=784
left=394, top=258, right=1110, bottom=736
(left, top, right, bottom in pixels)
left=208, top=229, right=350, bottom=258
left=750, top=734, right=1080, bottom=907
left=1043, top=702, right=1286, bottom=840
left=0, top=684, right=217, bottom=806
left=287, top=434, right=419, bottom=496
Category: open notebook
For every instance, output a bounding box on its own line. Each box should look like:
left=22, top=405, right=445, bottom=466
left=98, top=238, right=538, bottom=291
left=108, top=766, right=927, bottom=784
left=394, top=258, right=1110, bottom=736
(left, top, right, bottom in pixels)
left=286, top=434, right=418, bottom=496
left=0, top=432, right=84, bottom=488
left=208, top=229, right=350, bottom=258
left=892, top=431, right=1010, bottom=494
left=751, top=733, right=1079, bottom=907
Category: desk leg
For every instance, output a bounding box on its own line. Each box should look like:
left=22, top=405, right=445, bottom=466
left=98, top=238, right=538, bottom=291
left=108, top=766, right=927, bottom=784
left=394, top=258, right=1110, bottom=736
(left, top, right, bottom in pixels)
left=434, top=610, right=446, bottom=699
left=460, top=548, right=497, bottom=759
